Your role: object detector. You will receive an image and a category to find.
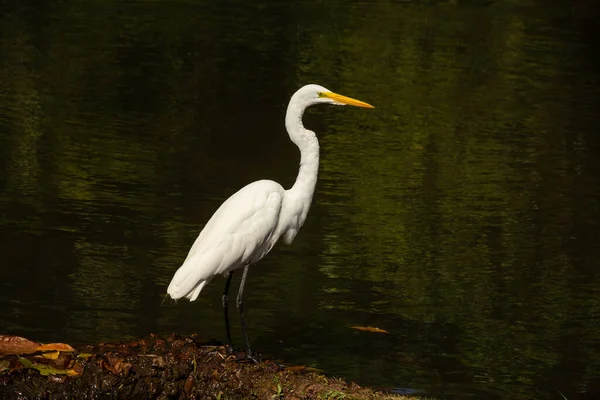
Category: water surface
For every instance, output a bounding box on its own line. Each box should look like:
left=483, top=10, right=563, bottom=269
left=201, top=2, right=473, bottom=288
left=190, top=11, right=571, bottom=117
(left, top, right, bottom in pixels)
left=1, top=1, right=599, bottom=399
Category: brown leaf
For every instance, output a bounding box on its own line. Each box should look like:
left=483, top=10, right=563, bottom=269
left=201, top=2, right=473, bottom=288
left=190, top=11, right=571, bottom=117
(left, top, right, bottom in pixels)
left=184, top=374, right=196, bottom=398
left=70, top=361, right=84, bottom=376
left=100, top=359, right=110, bottom=373
left=285, top=365, right=319, bottom=373
left=52, top=352, right=74, bottom=370
left=350, top=326, right=390, bottom=334
left=35, top=343, right=75, bottom=353
left=6, top=357, right=24, bottom=372
left=285, top=365, right=323, bottom=373
left=151, top=355, right=166, bottom=368
left=0, top=335, right=41, bottom=355
left=101, top=355, right=131, bottom=377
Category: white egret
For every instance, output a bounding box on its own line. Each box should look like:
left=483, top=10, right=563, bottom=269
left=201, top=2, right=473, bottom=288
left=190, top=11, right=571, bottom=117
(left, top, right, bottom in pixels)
left=167, top=84, right=373, bottom=359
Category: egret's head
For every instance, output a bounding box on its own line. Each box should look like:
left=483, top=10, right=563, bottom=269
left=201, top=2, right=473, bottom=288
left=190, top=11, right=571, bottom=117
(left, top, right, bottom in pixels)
left=293, top=84, right=374, bottom=109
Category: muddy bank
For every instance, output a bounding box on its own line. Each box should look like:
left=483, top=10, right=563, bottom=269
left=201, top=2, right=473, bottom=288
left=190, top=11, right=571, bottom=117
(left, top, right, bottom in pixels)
left=0, top=334, right=422, bottom=399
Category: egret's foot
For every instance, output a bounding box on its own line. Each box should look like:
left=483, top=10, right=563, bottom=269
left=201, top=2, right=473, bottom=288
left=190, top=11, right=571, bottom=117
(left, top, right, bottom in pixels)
left=230, top=348, right=260, bottom=364
left=224, top=342, right=234, bottom=356
left=240, top=353, right=260, bottom=364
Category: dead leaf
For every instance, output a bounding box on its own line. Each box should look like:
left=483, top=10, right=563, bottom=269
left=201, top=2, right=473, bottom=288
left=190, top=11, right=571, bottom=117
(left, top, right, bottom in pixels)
left=151, top=356, right=166, bottom=368
left=101, top=355, right=132, bottom=377
left=53, top=352, right=74, bottom=370
left=0, top=335, right=41, bottom=355
left=350, top=326, right=390, bottom=334
left=184, top=374, right=196, bottom=398
left=70, top=361, right=84, bottom=376
left=66, top=364, right=82, bottom=377
left=33, top=351, right=72, bottom=369
left=1, top=357, right=24, bottom=373
left=285, top=365, right=323, bottom=373
left=35, top=343, right=75, bottom=353
left=36, top=351, right=60, bottom=360
left=18, top=357, right=80, bottom=377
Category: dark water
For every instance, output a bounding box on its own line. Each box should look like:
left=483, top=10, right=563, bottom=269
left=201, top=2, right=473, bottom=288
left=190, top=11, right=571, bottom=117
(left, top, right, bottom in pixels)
left=1, top=0, right=599, bottom=398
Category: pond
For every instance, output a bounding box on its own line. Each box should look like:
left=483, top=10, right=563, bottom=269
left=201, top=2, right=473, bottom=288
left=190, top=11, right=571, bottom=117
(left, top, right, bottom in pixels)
left=1, top=1, right=599, bottom=398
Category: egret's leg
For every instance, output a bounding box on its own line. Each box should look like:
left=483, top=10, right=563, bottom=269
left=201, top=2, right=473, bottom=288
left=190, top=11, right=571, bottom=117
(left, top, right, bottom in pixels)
left=236, top=264, right=253, bottom=359
left=222, top=271, right=234, bottom=353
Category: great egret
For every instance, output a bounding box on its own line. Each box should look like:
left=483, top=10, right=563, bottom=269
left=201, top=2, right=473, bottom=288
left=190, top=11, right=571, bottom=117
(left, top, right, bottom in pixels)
left=167, top=84, right=373, bottom=359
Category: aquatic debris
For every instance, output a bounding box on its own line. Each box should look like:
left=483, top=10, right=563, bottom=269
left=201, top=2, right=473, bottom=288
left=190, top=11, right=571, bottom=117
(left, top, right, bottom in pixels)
left=350, top=326, right=390, bottom=334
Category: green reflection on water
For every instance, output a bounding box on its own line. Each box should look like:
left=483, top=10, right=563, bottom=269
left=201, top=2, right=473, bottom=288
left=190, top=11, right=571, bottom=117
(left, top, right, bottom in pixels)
left=1, top=1, right=599, bottom=399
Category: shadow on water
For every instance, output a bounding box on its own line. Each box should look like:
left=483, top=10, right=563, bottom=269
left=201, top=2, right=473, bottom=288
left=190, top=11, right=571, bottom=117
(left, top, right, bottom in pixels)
left=1, top=1, right=600, bottom=399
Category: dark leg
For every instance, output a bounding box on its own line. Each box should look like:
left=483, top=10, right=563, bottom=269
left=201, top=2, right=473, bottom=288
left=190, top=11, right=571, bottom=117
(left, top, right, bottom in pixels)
left=236, top=264, right=253, bottom=360
left=222, top=271, right=234, bottom=353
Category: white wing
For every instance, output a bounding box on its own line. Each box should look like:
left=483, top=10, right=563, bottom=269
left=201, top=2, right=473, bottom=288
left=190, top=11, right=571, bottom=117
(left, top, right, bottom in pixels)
left=167, top=180, right=285, bottom=301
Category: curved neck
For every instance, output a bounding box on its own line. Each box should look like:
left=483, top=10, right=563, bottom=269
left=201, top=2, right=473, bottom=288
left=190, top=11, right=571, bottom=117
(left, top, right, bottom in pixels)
left=285, top=100, right=320, bottom=217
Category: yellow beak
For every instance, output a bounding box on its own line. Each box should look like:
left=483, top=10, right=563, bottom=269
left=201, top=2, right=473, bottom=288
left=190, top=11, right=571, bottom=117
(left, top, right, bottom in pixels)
left=323, top=92, right=374, bottom=108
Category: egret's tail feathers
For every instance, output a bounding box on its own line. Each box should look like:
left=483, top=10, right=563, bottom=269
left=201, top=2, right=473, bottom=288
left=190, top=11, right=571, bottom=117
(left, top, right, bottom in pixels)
left=185, top=279, right=210, bottom=301
left=167, top=267, right=213, bottom=302
left=167, top=249, right=222, bottom=301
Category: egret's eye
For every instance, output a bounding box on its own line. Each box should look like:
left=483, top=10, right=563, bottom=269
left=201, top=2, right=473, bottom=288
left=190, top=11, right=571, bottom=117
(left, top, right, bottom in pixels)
left=317, top=92, right=327, bottom=98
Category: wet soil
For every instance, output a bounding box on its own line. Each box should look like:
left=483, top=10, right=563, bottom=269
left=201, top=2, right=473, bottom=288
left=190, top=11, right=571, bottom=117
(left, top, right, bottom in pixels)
left=0, top=334, right=419, bottom=399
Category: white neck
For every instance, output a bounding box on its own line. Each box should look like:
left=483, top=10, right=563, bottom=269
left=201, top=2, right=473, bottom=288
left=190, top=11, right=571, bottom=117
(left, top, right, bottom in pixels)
left=284, top=99, right=320, bottom=225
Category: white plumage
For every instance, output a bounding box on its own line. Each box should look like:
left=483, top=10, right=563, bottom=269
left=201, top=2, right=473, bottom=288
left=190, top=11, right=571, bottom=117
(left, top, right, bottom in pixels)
left=167, top=180, right=284, bottom=301
left=166, top=84, right=373, bottom=356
